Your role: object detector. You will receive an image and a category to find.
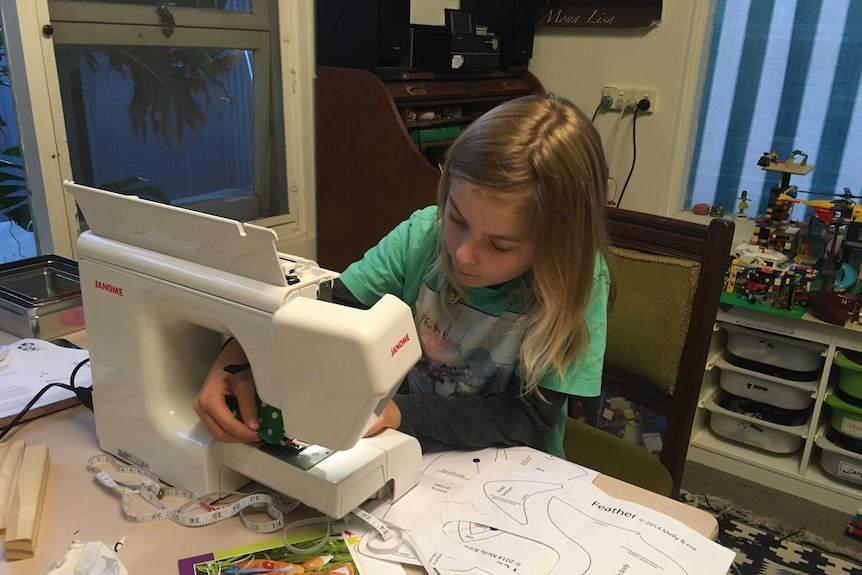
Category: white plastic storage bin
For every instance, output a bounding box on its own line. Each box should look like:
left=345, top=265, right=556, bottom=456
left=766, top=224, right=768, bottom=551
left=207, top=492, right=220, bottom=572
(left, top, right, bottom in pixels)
left=716, top=354, right=817, bottom=410
left=705, top=392, right=808, bottom=453
left=816, top=432, right=862, bottom=486
left=722, top=323, right=825, bottom=372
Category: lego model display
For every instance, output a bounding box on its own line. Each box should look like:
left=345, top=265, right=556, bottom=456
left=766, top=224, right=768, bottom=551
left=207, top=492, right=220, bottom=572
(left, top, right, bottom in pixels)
left=721, top=149, right=861, bottom=325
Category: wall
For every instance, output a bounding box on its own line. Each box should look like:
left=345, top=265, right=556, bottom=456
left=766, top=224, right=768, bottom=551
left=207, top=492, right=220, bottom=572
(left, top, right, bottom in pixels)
left=528, top=1, right=715, bottom=217
left=411, top=0, right=457, bottom=25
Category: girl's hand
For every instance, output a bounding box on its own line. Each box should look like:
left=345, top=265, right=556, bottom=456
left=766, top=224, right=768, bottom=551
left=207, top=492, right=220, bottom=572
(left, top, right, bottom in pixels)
left=363, top=400, right=402, bottom=438
left=193, top=340, right=261, bottom=443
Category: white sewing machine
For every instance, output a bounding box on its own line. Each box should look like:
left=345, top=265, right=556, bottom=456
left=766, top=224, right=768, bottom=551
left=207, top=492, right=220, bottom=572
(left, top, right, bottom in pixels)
left=65, top=181, right=423, bottom=519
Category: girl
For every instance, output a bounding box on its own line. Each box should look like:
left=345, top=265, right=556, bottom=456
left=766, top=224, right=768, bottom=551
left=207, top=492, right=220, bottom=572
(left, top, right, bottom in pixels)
left=194, top=93, right=612, bottom=458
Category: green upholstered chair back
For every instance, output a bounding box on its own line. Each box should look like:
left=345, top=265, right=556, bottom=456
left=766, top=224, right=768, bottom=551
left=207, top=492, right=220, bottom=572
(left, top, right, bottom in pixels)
left=565, top=208, right=733, bottom=498
left=604, top=247, right=700, bottom=395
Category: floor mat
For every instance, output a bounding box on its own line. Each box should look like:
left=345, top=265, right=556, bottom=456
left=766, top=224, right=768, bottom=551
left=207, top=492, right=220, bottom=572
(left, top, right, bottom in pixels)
left=680, top=490, right=862, bottom=575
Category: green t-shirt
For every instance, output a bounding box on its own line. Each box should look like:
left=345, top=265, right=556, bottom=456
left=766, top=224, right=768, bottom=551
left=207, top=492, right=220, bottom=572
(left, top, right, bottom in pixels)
left=340, top=206, right=609, bottom=457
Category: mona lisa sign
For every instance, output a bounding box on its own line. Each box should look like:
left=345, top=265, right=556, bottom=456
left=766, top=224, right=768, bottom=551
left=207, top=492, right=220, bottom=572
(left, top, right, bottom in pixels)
left=536, top=0, right=662, bottom=29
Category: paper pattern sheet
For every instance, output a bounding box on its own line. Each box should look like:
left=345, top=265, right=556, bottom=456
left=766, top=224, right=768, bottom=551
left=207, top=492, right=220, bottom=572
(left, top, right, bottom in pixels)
left=0, top=338, right=90, bottom=426
left=357, top=447, right=734, bottom=575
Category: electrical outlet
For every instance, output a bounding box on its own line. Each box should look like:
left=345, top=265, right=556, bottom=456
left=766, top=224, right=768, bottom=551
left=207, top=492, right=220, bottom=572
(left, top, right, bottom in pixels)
left=601, top=86, right=657, bottom=113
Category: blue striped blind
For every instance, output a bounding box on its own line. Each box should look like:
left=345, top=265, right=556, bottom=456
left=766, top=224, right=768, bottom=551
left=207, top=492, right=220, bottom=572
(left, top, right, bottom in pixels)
left=687, top=0, right=862, bottom=215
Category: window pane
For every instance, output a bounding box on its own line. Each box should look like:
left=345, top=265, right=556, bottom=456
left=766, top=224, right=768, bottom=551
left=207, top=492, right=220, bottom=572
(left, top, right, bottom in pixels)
left=688, top=0, right=862, bottom=216
left=0, top=27, right=38, bottom=263
left=51, top=0, right=252, bottom=13
left=54, top=44, right=274, bottom=222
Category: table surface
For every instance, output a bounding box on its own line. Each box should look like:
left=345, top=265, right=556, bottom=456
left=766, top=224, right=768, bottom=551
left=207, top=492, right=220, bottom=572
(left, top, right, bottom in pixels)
left=5, top=331, right=718, bottom=574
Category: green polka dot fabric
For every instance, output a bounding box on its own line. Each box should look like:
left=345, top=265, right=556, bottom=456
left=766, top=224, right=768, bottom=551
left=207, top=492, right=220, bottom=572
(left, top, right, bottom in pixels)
left=226, top=396, right=289, bottom=446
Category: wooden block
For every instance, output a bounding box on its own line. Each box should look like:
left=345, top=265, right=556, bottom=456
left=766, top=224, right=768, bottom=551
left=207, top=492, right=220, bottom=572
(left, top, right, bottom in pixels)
left=0, top=442, right=9, bottom=477
left=0, top=440, right=25, bottom=533
left=4, top=443, right=50, bottom=560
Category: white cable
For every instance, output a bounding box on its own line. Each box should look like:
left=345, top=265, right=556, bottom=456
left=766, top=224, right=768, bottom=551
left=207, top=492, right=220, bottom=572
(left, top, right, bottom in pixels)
left=281, top=515, right=338, bottom=554
left=360, top=522, right=441, bottom=575
left=606, top=176, right=619, bottom=206
left=604, top=105, right=627, bottom=174
left=400, top=528, right=441, bottom=575
left=351, top=506, right=441, bottom=574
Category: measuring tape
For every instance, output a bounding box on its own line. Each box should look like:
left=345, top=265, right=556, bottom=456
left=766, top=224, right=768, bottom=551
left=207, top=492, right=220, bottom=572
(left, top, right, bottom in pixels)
left=86, top=452, right=402, bottom=557
left=86, top=454, right=299, bottom=532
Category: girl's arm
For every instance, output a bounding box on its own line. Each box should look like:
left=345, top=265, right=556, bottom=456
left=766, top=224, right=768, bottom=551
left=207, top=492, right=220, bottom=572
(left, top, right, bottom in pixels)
left=193, top=338, right=261, bottom=443
left=336, top=276, right=564, bottom=451
left=331, top=278, right=370, bottom=309
left=391, top=378, right=566, bottom=452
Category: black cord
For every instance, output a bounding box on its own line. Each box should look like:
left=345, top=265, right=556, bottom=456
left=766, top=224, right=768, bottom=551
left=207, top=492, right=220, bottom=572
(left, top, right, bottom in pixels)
left=591, top=95, right=613, bottom=122
left=616, top=103, right=646, bottom=208
left=0, top=357, right=91, bottom=441
left=70, top=357, right=93, bottom=409
left=591, top=100, right=603, bottom=122
left=615, top=98, right=652, bottom=207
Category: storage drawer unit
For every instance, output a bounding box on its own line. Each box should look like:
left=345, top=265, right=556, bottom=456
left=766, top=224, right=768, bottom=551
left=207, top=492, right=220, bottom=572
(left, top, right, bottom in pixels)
left=715, top=354, right=817, bottom=410
left=705, top=392, right=809, bottom=454
left=723, top=322, right=825, bottom=372
left=690, top=305, right=862, bottom=514
left=817, top=431, right=862, bottom=486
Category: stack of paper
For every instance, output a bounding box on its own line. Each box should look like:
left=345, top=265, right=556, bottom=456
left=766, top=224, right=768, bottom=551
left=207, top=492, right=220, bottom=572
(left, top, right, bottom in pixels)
left=0, top=338, right=91, bottom=427
left=351, top=447, right=736, bottom=575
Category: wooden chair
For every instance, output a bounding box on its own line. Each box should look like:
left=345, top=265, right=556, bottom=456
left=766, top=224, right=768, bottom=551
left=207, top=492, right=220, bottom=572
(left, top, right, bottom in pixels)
left=565, top=208, right=734, bottom=497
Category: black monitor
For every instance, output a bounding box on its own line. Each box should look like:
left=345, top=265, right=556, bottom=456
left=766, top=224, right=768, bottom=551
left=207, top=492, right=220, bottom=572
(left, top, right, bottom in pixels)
left=445, top=9, right=473, bottom=34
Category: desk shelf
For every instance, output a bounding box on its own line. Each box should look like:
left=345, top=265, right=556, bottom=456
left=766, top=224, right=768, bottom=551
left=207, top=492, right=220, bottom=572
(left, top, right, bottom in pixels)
left=690, top=304, right=862, bottom=512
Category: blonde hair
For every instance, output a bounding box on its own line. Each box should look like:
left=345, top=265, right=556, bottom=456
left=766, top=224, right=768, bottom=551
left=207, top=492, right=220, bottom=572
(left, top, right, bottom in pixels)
left=434, top=93, right=612, bottom=396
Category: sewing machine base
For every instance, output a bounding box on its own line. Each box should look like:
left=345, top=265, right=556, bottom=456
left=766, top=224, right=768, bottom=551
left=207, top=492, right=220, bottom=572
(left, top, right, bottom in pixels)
left=222, top=429, right=421, bottom=519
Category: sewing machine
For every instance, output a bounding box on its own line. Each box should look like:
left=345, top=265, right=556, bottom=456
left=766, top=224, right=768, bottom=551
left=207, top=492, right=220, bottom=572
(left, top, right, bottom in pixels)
left=65, top=181, right=423, bottom=519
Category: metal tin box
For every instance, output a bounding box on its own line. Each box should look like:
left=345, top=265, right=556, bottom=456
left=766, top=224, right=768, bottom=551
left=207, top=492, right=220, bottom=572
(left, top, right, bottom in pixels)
left=0, top=255, right=84, bottom=339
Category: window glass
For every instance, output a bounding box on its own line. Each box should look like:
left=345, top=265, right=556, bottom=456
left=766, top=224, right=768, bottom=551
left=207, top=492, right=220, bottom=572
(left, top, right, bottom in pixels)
left=687, top=0, right=862, bottom=217
left=49, top=1, right=285, bottom=224
left=55, top=45, right=260, bottom=219
left=51, top=0, right=251, bottom=13
left=0, top=22, right=38, bottom=262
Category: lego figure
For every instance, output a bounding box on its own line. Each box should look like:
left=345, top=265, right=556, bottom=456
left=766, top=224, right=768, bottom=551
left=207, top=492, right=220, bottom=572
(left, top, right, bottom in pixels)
left=757, top=152, right=771, bottom=167
left=736, top=190, right=749, bottom=220
left=787, top=149, right=808, bottom=167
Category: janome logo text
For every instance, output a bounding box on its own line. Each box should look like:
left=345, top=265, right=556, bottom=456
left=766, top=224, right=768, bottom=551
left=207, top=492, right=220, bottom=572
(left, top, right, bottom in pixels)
left=94, top=280, right=124, bottom=296
left=390, top=333, right=410, bottom=357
